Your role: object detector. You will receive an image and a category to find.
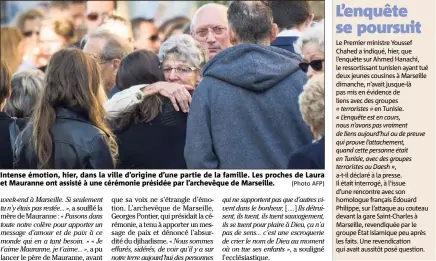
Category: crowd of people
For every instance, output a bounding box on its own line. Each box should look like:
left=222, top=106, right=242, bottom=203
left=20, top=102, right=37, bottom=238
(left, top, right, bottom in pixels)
left=0, top=1, right=325, bottom=169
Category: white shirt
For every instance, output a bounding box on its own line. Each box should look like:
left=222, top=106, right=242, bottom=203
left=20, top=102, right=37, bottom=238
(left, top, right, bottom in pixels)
left=277, top=28, right=303, bottom=38
left=104, top=84, right=148, bottom=117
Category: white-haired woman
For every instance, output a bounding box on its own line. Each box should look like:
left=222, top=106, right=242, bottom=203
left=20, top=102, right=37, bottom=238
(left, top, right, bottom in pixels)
left=288, top=73, right=324, bottom=169
left=5, top=69, right=44, bottom=129
left=295, top=20, right=324, bottom=78
left=109, top=34, right=208, bottom=169
left=5, top=69, right=44, bottom=117
left=104, top=34, right=207, bottom=117
left=159, top=34, right=207, bottom=87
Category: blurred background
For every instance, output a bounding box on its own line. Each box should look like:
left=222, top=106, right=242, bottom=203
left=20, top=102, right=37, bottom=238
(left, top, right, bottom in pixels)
left=0, top=0, right=324, bottom=73
left=1, top=1, right=325, bottom=26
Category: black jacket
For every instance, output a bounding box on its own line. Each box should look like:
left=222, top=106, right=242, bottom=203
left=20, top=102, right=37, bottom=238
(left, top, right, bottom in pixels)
left=288, top=137, right=325, bottom=169
left=0, top=112, right=27, bottom=169
left=0, top=112, right=13, bottom=169
left=113, top=100, right=188, bottom=169
left=14, top=107, right=114, bottom=169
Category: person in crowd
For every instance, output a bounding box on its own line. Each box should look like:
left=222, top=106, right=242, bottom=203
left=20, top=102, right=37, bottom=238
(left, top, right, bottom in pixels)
left=37, top=18, right=77, bottom=72
left=14, top=48, right=118, bottom=169
left=159, top=34, right=207, bottom=88
left=190, top=3, right=232, bottom=59
left=104, top=34, right=206, bottom=118
left=114, top=50, right=163, bottom=92
left=131, top=17, right=161, bottom=54
left=269, top=1, right=313, bottom=54
left=158, top=16, right=190, bottom=42
left=288, top=73, right=324, bottom=169
left=11, top=8, right=44, bottom=71
left=85, top=0, right=117, bottom=34
left=104, top=3, right=233, bottom=114
left=294, top=20, right=324, bottom=78
left=82, top=31, right=133, bottom=96
left=48, top=1, right=70, bottom=20
left=4, top=69, right=45, bottom=129
left=0, top=27, right=25, bottom=74
left=97, top=14, right=134, bottom=45
left=67, top=1, right=87, bottom=38
left=0, top=60, right=15, bottom=169
left=103, top=34, right=203, bottom=116
left=184, top=1, right=312, bottom=169
left=109, top=45, right=198, bottom=169
left=70, top=0, right=117, bottom=49
left=49, top=1, right=87, bottom=38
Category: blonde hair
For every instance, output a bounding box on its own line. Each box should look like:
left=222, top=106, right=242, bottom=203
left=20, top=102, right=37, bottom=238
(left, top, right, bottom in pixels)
left=41, top=18, right=77, bottom=44
left=0, top=27, right=24, bottom=73
left=299, top=74, right=325, bottom=135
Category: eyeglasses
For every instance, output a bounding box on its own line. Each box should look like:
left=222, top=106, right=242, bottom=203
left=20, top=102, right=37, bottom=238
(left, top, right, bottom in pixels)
left=88, top=53, right=113, bottom=65
left=23, top=31, right=40, bottom=37
left=195, top=26, right=227, bottom=39
left=299, top=60, right=324, bottom=73
left=162, top=67, right=196, bottom=75
left=86, top=12, right=110, bottom=21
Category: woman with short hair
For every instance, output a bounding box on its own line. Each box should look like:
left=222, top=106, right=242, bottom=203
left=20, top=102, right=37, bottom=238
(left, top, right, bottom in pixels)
left=295, top=20, right=324, bottom=78
left=110, top=34, right=208, bottom=169
left=14, top=48, right=118, bottom=169
left=158, top=34, right=207, bottom=87
left=5, top=69, right=44, bottom=120
left=104, top=34, right=207, bottom=117
left=4, top=69, right=45, bottom=130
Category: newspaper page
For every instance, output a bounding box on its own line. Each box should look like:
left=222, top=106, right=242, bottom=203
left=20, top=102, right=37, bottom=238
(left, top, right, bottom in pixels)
left=0, top=1, right=434, bottom=261
left=332, top=0, right=435, bottom=260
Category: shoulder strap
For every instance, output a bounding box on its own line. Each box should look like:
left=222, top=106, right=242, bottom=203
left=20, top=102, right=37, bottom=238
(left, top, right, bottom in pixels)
left=9, top=117, right=19, bottom=152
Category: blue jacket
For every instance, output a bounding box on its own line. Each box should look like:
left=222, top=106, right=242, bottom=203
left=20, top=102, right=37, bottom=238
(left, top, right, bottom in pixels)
left=271, top=36, right=299, bottom=55
left=184, top=44, right=312, bottom=169
left=288, top=137, right=325, bottom=169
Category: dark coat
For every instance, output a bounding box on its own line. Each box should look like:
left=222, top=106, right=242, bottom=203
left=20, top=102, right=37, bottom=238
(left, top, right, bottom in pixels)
left=288, top=137, right=325, bottom=169
left=0, top=112, right=13, bottom=169
left=0, top=112, right=27, bottom=169
left=271, top=36, right=300, bottom=55
left=185, top=44, right=312, bottom=169
left=14, top=107, right=114, bottom=169
left=113, top=101, right=188, bottom=169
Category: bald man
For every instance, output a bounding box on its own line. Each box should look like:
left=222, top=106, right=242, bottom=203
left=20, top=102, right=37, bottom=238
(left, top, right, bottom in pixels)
left=190, top=3, right=232, bottom=59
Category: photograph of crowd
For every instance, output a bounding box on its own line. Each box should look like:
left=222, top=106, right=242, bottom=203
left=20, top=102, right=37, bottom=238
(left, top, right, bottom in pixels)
left=0, top=1, right=325, bottom=169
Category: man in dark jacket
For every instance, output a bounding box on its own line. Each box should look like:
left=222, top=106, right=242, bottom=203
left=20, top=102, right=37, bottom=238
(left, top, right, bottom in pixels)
left=269, top=1, right=313, bottom=55
left=184, top=1, right=312, bottom=169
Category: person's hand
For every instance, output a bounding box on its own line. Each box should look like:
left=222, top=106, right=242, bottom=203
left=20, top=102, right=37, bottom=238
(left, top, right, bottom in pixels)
left=144, top=82, right=194, bottom=113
